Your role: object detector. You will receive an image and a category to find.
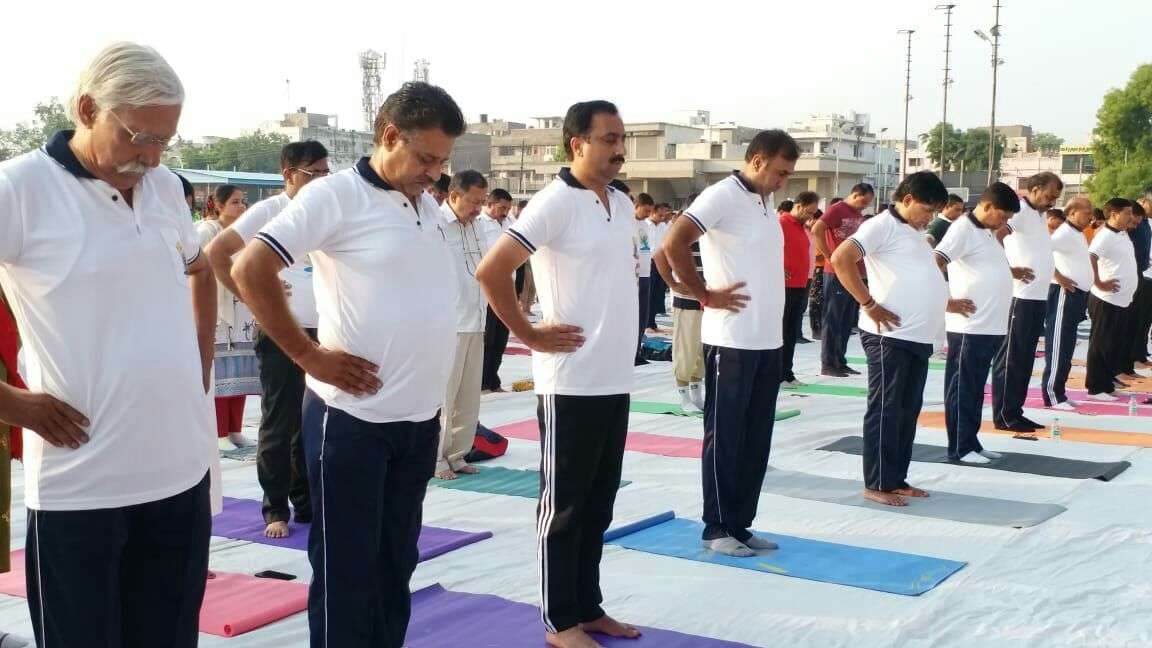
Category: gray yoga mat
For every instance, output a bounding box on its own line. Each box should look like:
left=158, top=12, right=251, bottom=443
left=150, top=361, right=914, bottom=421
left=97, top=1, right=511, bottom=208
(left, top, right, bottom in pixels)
left=761, top=468, right=1066, bottom=528
left=817, top=436, right=1131, bottom=481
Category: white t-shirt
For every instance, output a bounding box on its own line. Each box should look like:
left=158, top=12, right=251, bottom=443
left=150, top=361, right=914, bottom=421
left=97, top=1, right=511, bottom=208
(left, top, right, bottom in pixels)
left=506, top=168, right=637, bottom=395
left=634, top=218, right=652, bottom=278
left=935, top=214, right=1013, bottom=335
left=1089, top=226, right=1138, bottom=307
left=256, top=158, right=458, bottom=423
left=849, top=208, right=948, bottom=344
left=439, top=201, right=489, bottom=333
left=650, top=220, right=670, bottom=251
left=231, top=192, right=318, bottom=329
left=1003, top=198, right=1055, bottom=301
left=0, top=133, right=213, bottom=510
left=1050, top=221, right=1093, bottom=293
left=684, top=172, right=783, bottom=350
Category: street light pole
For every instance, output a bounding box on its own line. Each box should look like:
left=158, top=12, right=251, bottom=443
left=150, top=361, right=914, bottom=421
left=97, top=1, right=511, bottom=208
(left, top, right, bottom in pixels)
left=936, top=4, right=956, bottom=178
left=875, top=127, right=888, bottom=212
left=976, top=1, right=1003, bottom=185
left=898, top=29, right=915, bottom=179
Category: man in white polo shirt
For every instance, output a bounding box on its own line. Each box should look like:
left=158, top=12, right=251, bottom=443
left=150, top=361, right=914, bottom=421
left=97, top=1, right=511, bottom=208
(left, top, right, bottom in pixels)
left=435, top=169, right=490, bottom=480
left=935, top=183, right=1019, bottom=463
left=0, top=42, right=216, bottom=646
left=633, top=192, right=655, bottom=364
left=233, top=82, right=463, bottom=648
left=991, top=171, right=1063, bottom=434
left=830, top=171, right=950, bottom=506
left=1042, top=197, right=1095, bottom=409
left=206, top=140, right=330, bottom=539
left=479, top=188, right=518, bottom=392
left=477, top=100, right=639, bottom=648
left=663, top=130, right=799, bottom=556
left=1085, top=198, right=1139, bottom=400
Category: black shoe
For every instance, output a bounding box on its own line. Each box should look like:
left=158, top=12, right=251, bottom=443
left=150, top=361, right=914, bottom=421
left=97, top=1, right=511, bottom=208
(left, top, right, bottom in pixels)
left=842, top=366, right=861, bottom=375
left=797, top=337, right=813, bottom=344
left=994, top=421, right=1036, bottom=433
left=821, top=366, right=850, bottom=377
left=811, top=331, right=822, bottom=340
left=294, top=512, right=313, bottom=524
left=1019, top=416, right=1046, bottom=429
left=634, top=357, right=650, bottom=366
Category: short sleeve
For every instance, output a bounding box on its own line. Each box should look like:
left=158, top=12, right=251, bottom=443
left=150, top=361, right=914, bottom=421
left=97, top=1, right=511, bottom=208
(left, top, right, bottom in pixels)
left=231, top=196, right=283, bottom=243
left=195, top=220, right=219, bottom=251
left=847, top=214, right=890, bottom=258
left=1088, top=231, right=1107, bottom=258
left=821, top=204, right=844, bottom=231
left=506, top=187, right=566, bottom=254
left=933, top=220, right=969, bottom=265
left=0, top=172, right=25, bottom=264
left=174, top=206, right=201, bottom=265
left=257, top=180, right=342, bottom=266
left=683, top=183, right=730, bottom=233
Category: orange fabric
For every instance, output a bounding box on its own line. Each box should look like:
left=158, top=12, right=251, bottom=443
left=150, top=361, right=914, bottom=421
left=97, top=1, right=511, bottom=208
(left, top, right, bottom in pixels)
left=918, top=411, right=1152, bottom=447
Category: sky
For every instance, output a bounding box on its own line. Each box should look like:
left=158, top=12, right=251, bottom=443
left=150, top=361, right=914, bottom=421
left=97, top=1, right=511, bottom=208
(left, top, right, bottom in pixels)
left=2, top=0, right=1148, bottom=145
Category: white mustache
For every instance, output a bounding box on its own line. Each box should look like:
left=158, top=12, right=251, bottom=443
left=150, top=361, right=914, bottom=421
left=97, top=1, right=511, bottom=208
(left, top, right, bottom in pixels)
left=116, top=162, right=151, bottom=175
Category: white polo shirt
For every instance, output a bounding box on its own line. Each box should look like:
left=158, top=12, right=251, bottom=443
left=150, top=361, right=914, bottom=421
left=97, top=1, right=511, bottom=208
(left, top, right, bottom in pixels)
left=650, top=220, right=670, bottom=251
left=477, top=209, right=512, bottom=249
left=256, top=157, right=458, bottom=423
left=935, top=213, right=1013, bottom=335
left=439, top=201, right=489, bottom=333
left=1089, top=226, right=1138, bottom=307
left=0, top=131, right=213, bottom=511
left=231, top=193, right=318, bottom=329
left=506, top=168, right=637, bottom=395
left=684, top=172, right=784, bottom=350
left=1003, top=198, right=1055, bottom=301
left=634, top=218, right=652, bottom=278
left=849, top=207, right=948, bottom=344
left=1050, top=221, right=1094, bottom=292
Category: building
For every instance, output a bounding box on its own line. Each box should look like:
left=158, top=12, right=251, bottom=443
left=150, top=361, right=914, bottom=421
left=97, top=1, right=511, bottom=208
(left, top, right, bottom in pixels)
left=992, top=124, right=1034, bottom=155
left=997, top=145, right=1094, bottom=200
left=264, top=109, right=376, bottom=171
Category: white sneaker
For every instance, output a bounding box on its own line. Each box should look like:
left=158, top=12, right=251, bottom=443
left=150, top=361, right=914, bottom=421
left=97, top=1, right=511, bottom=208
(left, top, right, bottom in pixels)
left=228, top=432, right=256, bottom=448
left=1049, top=401, right=1077, bottom=411
left=743, top=535, right=779, bottom=551
left=688, top=382, right=706, bottom=410
left=978, top=450, right=1003, bottom=460
left=959, top=451, right=991, bottom=464
left=679, top=388, right=701, bottom=414
left=1087, top=392, right=1119, bottom=402
left=703, top=536, right=754, bottom=557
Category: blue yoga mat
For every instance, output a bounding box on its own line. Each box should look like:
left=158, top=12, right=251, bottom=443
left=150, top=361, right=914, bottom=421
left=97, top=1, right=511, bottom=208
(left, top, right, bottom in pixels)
left=432, top=466, right=631, bottom=499
left=605, top=517, right=965, bottom=596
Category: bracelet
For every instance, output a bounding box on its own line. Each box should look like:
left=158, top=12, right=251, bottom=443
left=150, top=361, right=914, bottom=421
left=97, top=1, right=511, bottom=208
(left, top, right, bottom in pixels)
left=861, top=298, right=876, bottom=309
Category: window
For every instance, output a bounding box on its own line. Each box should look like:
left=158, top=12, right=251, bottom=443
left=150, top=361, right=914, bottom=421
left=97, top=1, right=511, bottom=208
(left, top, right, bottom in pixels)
left=497, top=146, right=516, bottom=156
left=1061, top=154, right=1095, bottom=174
left=710, top=144, right=722, bottom=159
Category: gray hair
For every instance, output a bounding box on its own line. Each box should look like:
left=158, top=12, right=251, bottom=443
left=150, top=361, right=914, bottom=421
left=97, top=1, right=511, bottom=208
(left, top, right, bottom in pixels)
left=68, top=42, right=184, bottom=124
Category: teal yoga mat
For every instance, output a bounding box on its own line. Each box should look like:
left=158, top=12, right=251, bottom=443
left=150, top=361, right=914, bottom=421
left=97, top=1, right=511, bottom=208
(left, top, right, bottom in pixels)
left=631, top=401, right=801, bottom=421
left=432, top=466, right=630, bottom=499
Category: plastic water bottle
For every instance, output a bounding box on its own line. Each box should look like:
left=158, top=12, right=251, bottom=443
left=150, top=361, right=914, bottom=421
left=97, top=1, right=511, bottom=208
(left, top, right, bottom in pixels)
left=1051, top=417, right=1061, bottom=441
left=1129, top=395, right=1137, bottom=417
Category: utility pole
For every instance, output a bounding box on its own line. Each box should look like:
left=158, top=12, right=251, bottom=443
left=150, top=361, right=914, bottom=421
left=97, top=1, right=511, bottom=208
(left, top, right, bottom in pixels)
left=936, top=4, right=956, bottom=177
left=898, top=29, right=915, bottom=178
left=976, top=1, right=1003, bottom=184
left=519, top=139, right=526, bottom=195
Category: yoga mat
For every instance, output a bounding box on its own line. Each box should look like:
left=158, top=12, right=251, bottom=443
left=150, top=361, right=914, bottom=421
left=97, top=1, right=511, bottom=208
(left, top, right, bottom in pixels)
left=848, top=356, right=946, bottom=371
left=431, top=466, right=629, bottom=499
left=982, top=385, right=1152, bottom=416
left=781, top=383, right=869, bottom=398
left=496, top=420, right=797, bottom=459
left=406, top=584, right=755, bottom=647
left=605, top=517, right=965, bottom=596
left=504, top=345, right=531, bottom=356
left=760, top=468, right=1066, bottom=528
left=219, top=445, right=258, bottom=462
left=1052, top=372, right=1152, bottom=394
left=630, top=401, right=801, bottom=421
left=818, top=436, right=1131, bottom=481
left=0, top=552, right=307, bottom=638
left=603, top=511, right=677, bottom=542
left=917, top=412, right=1152, bottom=448
left=213, top=497, right=493, bottom=559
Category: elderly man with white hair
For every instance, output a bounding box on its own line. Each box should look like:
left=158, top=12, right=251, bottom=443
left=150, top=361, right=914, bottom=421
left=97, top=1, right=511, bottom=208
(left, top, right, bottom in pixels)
left=0, top=42, right=216, bottom=646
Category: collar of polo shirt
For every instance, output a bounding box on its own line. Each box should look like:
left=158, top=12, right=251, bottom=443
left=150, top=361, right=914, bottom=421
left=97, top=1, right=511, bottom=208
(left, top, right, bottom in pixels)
left=45, top=130, right=98, bottom=180
left=1106, top=224, right=1122, bottom=233
left=355, top=156, right=397, bottom=192
left=730, top=170, right=756, bottom=194
left=888, top=205, right=909, bottom=225
left=1066, top=220, right=1085, bottom=232
left=966, top=211, right=988, bottom=229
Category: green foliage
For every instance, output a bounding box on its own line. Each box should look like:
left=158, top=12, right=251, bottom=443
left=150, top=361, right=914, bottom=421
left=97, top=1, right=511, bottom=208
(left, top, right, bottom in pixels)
left=1032, top=132, right=1064, bottom=155
left=0, top=98, right=72, bottom=160
left=1087, top=64, right=1152, bottom=203
left=178, top=131, right=290, bottom=173
left=921, top=122, right=1006, bottom=172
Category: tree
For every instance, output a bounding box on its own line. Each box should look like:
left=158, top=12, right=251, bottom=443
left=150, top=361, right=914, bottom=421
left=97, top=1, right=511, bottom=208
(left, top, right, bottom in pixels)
left=1086, top=64, right=1152, bottom=204
left=920, top=122, right=1005, bottom=173
left=178, top=131, right=290, bottom=173
left=1032, top=132, right=1064, bottom=156
left=963, top=128, right=1007, bottom=174
left=0, top=97, right=72, bottom=160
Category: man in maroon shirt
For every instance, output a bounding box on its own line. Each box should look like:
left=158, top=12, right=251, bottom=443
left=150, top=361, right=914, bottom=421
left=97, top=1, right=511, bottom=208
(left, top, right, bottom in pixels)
left=780, top=191, right=820, bottom=385
left=811, top=183, right=875, bottom=377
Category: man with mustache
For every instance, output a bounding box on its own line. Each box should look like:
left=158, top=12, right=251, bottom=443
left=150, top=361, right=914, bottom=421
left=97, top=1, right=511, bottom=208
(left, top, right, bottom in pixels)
left=233, top=82, right=464, bottom=648
left=0, top=42, right=217, bottom=646
left=477, top=100, right=639, bottom=648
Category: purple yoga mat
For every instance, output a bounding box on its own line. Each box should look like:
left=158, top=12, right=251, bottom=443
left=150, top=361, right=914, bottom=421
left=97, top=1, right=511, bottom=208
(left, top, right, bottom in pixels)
left=407, top=584, right=754, bottom=647
left=213, top=497, right=492, bottom=561
left=982, top=386, right=1152, bottom=416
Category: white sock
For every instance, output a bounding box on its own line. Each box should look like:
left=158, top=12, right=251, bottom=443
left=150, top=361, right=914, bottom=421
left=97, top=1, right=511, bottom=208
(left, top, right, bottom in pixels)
left=703, top=536, right=754, bottom=557
left=979, top=450, right=1003, bottom=459
left=688, top=382, right=706, bottom=409
left=678, top=387, right=700, bottom=412
left=218, top=437, right=236, bottom=451
left=228, top=432, right=256, bottom=447
left=959, top=451, right=991, bottom=464
left=743, top=535, right=779, bottom=551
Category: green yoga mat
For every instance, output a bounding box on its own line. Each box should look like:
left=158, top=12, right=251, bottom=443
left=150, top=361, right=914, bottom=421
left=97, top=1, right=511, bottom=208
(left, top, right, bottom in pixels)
left=630, top=401, right=801, bottom=421
left=432, top=466, right=630, bottom=499
left=846, top=356, right=947, bottom=371
left=781, top=383, right=869, bottom=398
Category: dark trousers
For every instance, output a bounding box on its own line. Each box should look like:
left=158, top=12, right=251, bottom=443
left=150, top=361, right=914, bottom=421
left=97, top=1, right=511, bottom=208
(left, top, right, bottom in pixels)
left=1129, top=276, right=1152, bottom=366
left=482, top=307, right=511, bottom=391
left=636, top=276, right=651, bottom=359
left=536, top=394, right=629, bottom=634
left=1086, top=295, right=1131, bottom=395
left=781, top=287, right=808, bottom=381
left=991, top=298, right=1047, bottom=427
left=302, top=390, right=439, bottom=648
left=861, top=332, right=931, bottom=491
left=26, top=472, right=211, bottom=648
left=701, top=345, right=781, bottom=541
left=647, top=261, right=667, bottom=325
left=1042, top=286, right=1088, bottom=405
left=821, top=273, right=858, bottom=370
left=255, top=328, right=316, bottom=524
left=809, top=269, right=825, bottom=337
left=945, top=332, right=1002, bottom=460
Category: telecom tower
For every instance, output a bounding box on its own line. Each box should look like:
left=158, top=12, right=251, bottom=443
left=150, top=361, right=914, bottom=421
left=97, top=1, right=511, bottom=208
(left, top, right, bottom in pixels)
left=413, top=59, right=430, bottom=83
left=360, top=50, right=385, bottom=132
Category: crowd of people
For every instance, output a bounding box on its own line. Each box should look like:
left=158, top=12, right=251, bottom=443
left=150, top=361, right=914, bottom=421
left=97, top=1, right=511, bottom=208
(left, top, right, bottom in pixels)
left=0, top=41, right=1150, bottom=648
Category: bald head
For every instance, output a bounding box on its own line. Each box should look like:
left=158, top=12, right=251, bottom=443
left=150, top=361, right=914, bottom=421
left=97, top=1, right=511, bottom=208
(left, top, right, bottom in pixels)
left=1063, top=197, right=1094, bottom=230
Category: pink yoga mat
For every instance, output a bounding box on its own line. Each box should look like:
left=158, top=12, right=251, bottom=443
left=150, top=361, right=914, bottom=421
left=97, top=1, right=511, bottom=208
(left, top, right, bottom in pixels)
left=982, top=386, right=1152, bottom=416
left=0, top=550, right=307, bottom=638
left=504, top=346, right=531, bottom=356
left=497, top=420, right=703, bottom=458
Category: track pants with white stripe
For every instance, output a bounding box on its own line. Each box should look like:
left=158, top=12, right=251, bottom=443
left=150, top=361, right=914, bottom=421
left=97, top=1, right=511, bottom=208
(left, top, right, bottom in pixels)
left=26, top=472, right=210, bottom=648
left=536, top=393, right=629, bottom=634
left=861, top=332, right=931, bottom=491
left=1086, top=295, right=1132, bottom=395
left=944, top=332, right=1003, bottom=460
left=701, top=345, right=781, bottom=541
left=991, top=297, right=1047, bottom=427
left=1042, top=285, right=1088, bottom=405
left=302, top=389, right=439, bottom=648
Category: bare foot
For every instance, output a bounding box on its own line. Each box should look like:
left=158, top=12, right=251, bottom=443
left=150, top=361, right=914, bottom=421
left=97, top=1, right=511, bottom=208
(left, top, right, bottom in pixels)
left=863, top=489, right=907, bottom=507
left=892, top=486, right=929, bottom=498
left=435, top=469, right=458, bottom=480
left=582, top=614, right=641, bottom=639
left=546, top=627, right=604, bottom=648
left=264, top=521, right=290, bottom=538
left=455, top=464, right=479, bottom=475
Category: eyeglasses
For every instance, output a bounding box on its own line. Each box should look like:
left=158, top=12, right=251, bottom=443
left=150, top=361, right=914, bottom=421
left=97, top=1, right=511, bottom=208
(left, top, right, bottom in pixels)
left=291, top=167, right=332, bottom=178
left=108, top=110, right=177, bottom=149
